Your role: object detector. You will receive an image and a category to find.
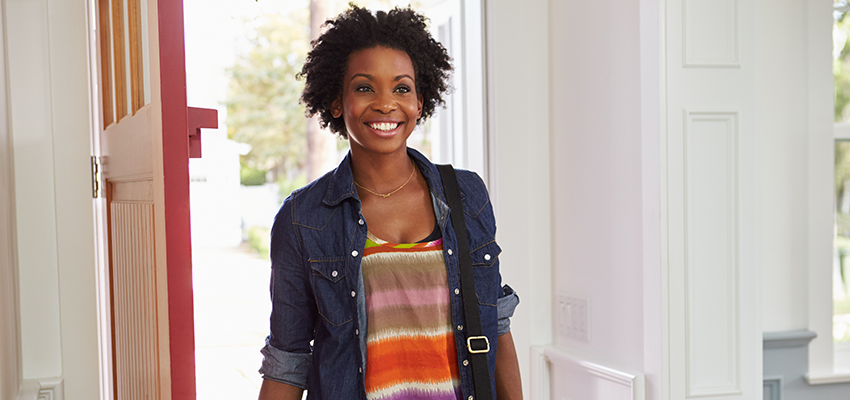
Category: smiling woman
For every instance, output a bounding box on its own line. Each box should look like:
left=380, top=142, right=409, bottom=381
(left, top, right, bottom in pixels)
left=257, top=5, right=521, bottom=400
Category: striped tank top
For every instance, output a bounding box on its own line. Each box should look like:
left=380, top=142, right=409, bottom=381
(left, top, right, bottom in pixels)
left=361, top=231, right=461, bottom=400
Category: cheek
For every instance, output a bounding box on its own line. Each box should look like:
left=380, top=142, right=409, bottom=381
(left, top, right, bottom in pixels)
left=406, top=100, right=421, bottom=117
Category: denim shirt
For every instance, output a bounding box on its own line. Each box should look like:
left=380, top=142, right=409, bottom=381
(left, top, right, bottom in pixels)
left=260, top=148, right=519, bottom=400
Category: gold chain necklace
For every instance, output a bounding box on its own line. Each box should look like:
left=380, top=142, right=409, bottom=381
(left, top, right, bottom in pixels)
left=354, top=167, right=416, bottom=198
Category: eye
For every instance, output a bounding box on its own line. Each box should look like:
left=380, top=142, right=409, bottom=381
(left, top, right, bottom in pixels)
left=355, top=85, right=373, bottom=93
left=394, top=85, right=411, bottom=94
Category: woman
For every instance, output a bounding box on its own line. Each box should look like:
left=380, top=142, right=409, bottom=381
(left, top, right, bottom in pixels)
left=258, top=6, right=521, bottom=400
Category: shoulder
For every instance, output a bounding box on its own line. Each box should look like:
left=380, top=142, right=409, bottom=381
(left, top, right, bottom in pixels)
left=454, top=169, right=492, bottom=219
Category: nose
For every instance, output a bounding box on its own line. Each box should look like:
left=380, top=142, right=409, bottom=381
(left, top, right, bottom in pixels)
left=372, top=91, right=397, bottom=113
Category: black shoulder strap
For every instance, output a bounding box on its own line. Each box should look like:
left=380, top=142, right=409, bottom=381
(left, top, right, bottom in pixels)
left=437, top=164, right=493, bottom=400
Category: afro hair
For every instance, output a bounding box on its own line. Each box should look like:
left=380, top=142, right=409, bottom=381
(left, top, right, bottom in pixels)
left=299, top=4, right=453, bottom=138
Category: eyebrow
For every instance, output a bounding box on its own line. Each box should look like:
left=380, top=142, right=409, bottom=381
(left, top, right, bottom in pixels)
left=350, top=73, right=414, bottom=82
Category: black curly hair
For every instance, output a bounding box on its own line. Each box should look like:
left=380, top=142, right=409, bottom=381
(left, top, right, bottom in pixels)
left=299, top=4, right=453, bottom=138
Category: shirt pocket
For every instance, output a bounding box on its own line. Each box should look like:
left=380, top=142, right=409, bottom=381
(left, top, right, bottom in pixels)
left=470, top=240, right=501, bottom=307
left=309, top=258, right=354, bottom=326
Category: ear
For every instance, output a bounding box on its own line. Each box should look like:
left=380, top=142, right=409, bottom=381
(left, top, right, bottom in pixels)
left=331, top=96, right=343, bottom=118
left=417, top=93, right=423, bottom=119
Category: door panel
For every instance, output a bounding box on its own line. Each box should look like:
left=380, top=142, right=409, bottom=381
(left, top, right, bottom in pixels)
left=109, top=180, right=158, bottom=399
left=95, top=0, right=196, bottom=398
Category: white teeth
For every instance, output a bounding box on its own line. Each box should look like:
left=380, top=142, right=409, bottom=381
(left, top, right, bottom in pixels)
left=370, top=122, right=398, bottom=131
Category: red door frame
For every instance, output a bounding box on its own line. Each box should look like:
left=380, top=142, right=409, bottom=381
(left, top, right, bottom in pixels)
left=157, top=0, right=195, bottom=398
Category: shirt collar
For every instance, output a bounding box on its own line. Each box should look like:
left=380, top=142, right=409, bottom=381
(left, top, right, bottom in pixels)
left=322, top=147, right=447, bottom=207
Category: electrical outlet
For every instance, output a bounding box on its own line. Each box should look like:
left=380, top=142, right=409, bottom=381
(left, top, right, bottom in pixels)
left=556, top=295, right=590, bottom=342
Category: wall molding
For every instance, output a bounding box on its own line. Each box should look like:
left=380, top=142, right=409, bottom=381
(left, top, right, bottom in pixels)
left=37, top=378, right=63, bottom=400
left=530, top=345, right=644, bottom=400
left=529, top=346, right=550, bottom=400
left=16, top=378, right=63, bottom=400
left=763, top=329, right=817, bottom=349
left=763, top=376, right=782, bottom=400
left=0, top=0, right=23, bottom=397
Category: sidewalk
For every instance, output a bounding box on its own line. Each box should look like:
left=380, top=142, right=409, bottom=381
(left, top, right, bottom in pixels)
left=193, top=244, right=271, bottom=399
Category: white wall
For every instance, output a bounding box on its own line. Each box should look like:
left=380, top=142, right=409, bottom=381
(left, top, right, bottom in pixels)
left=756, top=0, right=810, bottom=333
left=751, top=0, right=838, bottom=378
left=548, top=0, right=647, bottom=372
left=4, top=0, right=100, bottom=398
left=489, top=0, right=663, bottom=398
left=7, top=0, right=64, bottom=381
left=487, top=1, right=552, bottom=399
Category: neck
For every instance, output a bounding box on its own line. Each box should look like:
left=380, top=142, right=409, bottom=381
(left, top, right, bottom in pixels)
left=350, top=147, right=415, bottom=193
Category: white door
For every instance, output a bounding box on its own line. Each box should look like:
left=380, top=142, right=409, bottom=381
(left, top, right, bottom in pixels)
left=663, top=0, right=761, bottom=398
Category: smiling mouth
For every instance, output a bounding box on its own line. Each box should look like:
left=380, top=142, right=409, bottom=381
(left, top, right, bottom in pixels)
left=368, top=122, right=401, bottom=131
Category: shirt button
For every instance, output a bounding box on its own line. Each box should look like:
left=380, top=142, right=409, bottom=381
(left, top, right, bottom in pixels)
left=358, top=218, right=364, bottom=225
left=457, top=325, right=463, bottom=331
left=351, top=250, right=359, bottom=257
left=454, top=288, right=460, bottom=295
left=351, top=291, right=356, bottom=297
left=463, top=359, right=469, bottom=366
left=447, top=249, right=453, bottom=255
left=484, top=254, right=491, bottom=261
left=331, top=270, right=338, bottom=277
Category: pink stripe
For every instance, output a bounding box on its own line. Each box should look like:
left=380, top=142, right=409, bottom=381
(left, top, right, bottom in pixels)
left=367, top=288, right=449, bottom=311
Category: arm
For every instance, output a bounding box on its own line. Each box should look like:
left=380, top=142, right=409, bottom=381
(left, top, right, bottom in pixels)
left=495, top=331, right=522, bottom=400
left=259, top=194, right=315, bottom=397
left=259, top=379, right=304, bottom=400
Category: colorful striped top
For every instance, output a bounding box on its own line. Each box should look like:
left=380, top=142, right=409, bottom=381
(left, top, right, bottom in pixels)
left=362, top=231, right=461, bottom=400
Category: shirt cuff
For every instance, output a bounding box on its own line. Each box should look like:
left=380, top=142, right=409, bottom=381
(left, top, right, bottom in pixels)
left=497, top=284, right=520, bottom=336
left=259, top=339, right=312, bottom=389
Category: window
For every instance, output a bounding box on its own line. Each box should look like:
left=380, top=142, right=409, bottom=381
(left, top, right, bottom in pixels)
left=833, top=0, right=850, bottom=369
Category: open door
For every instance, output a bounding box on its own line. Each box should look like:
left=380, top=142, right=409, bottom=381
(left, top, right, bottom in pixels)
left=92, top=0, right=215, bottom=398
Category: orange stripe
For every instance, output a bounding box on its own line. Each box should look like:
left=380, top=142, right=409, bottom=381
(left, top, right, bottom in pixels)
left=365, top=334, right=459, bottom=392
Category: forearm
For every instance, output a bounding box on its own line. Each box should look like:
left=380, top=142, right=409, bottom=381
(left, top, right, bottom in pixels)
left=258, top=379, right=304, bottom=400
left=495, top=331, right=522, bottom=400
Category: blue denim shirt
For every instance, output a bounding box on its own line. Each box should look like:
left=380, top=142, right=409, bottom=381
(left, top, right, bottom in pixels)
left=260, top=148, right=519, bottom=400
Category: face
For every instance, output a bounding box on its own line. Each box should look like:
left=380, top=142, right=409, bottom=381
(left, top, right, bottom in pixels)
left=332, top=46, right=423, bottom=157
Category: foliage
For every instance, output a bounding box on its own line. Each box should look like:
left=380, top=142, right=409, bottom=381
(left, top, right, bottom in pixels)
left=836, top=7, right=850, bottom=212
left=225, top=9, right=311, bottom=183
left=240, top=164, right=268, bottom=186
left=278, top=173, right=308, bottom=200
left=246, top=226, right=271, bottom=260
left=836, top=3, right=850, bottom=121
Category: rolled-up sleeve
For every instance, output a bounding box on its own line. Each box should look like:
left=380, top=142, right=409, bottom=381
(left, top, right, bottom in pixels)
left=497, top=284, right=519, bottom=336
left=259, top=339, right=312, bottom=388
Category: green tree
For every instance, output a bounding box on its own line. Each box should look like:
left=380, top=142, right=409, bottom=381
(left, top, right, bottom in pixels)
left=836, top=4, right=850, bottom=121
left=225, top=9, right=310, bottom=183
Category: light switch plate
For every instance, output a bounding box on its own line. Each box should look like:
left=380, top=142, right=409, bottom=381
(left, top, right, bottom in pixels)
left=556, top=295, right=590, bottom=342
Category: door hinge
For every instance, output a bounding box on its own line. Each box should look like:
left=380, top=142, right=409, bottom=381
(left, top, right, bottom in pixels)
left=91, top=156, right=101, bottom=199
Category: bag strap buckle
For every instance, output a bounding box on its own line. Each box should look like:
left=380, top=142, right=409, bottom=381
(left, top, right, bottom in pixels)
left=466, top=336, right=490, bottom=354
